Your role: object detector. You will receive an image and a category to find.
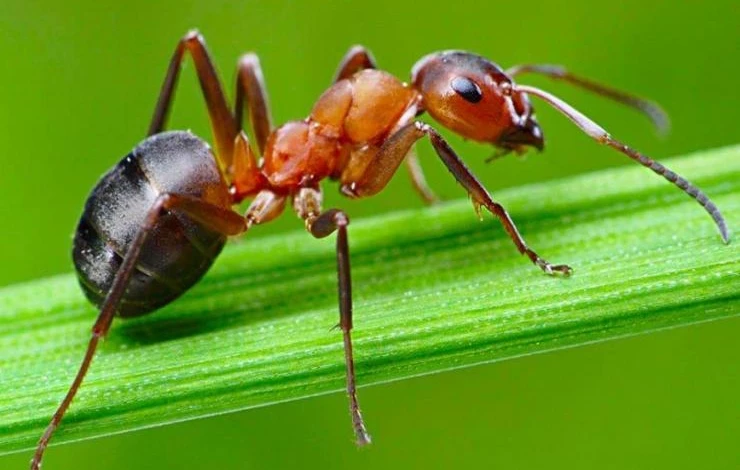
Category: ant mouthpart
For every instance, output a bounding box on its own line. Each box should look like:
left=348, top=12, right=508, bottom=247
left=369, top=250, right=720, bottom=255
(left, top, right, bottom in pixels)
left=498, top=120, right=545, bottom=152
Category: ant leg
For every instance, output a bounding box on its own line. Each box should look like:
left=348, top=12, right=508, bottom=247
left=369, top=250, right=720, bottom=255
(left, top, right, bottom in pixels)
left=244, top=189, right=287, bottom=226
left=31, top=194, right=247, bottom=470
left=333, top=45, right=377, bottom=82
left=231, top=131, right=268, bottom=201
left=293, top=187, right=371, bottom=446
left=234, top=53, right=273, bottom=155
left=148, top=30, right=239, bottom=170
left=342, top=122, right=572, bottom=276
left=506, top=64, right=669, bottom=133
left=405, top=147, right=439, bottom=204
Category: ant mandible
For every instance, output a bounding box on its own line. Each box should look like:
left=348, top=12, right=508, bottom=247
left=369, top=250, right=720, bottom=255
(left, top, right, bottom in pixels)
left=31, top=30, right=729, bottom=469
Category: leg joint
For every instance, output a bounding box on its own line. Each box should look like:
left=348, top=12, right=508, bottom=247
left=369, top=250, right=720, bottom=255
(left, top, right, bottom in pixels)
left=308, top=209, right=349, bottom=239
left=237, top=52, right=260, bottom=68
left=183, top=29, right=203, bottom=44
left=414, top=121, right=432, bottom=134
left=333, top=209, right=349, bottom=228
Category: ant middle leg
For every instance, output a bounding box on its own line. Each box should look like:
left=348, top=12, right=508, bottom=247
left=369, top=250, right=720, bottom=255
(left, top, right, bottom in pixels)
left=293, top=187, right=371, bottom=446
left=234, top=53, right=273, bottom=155
left=148, top=30, right=240, bottom=170
left=341, top=122, right=572, bottom=276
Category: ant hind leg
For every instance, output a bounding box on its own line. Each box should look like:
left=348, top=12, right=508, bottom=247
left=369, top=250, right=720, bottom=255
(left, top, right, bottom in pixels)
left=31, top=194, right=247, bottom=470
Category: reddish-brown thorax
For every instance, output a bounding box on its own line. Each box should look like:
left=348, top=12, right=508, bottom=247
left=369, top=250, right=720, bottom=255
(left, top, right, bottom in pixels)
left=232, top=69, right=419, bottom=201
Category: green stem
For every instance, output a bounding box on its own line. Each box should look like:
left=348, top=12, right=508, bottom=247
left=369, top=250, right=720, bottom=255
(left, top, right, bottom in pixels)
left=1, top=145, right=738, bottom=455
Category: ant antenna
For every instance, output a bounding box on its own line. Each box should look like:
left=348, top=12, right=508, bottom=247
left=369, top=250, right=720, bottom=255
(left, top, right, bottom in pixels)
left=516, top=84, right=730, bottom=244
left=507, top=65, right=670, bottom=135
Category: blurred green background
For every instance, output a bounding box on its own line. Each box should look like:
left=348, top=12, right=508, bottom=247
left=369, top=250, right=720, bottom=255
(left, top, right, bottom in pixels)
left=1, top=0, right=738, bottom=469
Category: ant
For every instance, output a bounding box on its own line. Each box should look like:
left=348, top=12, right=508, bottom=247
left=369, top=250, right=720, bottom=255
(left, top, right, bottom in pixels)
left=31, top=30, right=729, bottom=469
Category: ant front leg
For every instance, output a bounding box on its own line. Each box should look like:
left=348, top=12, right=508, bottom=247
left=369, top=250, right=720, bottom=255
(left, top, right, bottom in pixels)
left=402, top=145, right=440, bottom=205
left=234, top=53, right=273, bottom=155
left=333, top=45, right=377, bottom=81
left=148, top=30, right=240, bottom=170
left=333, top=46, right=438, bottom=204
left=31, top=194, right=248, bottom=470
left=342, top=122, right=572, bottom=276
left=293, top=187, right=371, bottom=446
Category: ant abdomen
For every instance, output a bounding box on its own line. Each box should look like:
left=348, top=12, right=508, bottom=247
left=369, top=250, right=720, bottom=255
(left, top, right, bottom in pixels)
left=72, top=131, right=229, bottom=317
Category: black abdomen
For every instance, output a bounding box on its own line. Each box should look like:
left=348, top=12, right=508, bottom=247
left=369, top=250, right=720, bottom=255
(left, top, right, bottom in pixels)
left=73, top=131, right=231, bottom=317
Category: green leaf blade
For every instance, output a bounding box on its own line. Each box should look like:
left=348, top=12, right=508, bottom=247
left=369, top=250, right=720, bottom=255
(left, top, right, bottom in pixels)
left=0, top=144, right=738, bottom=455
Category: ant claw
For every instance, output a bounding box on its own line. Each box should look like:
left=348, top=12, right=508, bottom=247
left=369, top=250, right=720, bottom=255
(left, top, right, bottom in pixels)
left=536, top=258, right=573, bottom=277
left=552, top=264, right=574, bottom=276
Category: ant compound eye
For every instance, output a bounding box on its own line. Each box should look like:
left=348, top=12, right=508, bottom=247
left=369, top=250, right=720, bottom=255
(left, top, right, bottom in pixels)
left=450, top=76, right=483, bottom=103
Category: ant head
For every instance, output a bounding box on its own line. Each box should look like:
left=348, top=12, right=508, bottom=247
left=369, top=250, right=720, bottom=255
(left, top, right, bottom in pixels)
left=411, top=51, right=543, bottom=152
